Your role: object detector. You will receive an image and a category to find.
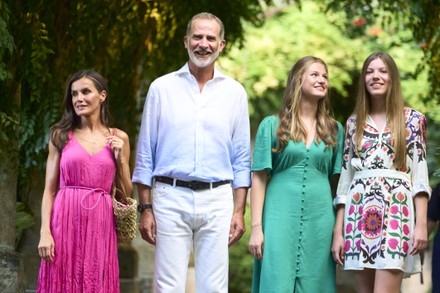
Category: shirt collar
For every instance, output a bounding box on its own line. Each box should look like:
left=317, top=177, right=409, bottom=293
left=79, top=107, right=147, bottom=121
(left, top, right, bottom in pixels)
left=176, top=62, right=226, bottom=80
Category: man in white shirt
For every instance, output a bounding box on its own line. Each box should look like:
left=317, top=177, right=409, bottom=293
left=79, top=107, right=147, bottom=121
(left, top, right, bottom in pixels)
left=132, top=12, right=251, bottom=293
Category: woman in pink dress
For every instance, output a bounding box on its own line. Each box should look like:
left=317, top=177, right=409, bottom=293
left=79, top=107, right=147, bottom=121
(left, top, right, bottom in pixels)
left=37, top=70, right=132, bottom=292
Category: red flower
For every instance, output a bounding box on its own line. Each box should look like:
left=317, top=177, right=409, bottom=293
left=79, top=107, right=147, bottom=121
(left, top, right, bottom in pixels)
left=402, top=206, right=409, bottom=217
left=353, top=193, right=361, bottom=202
left=362, top=208, right=382, bottom=238
left=345, top=240, right=351, bottom=252
left=354, top=17, right=367, bottom=27
left=346, top=223, right=353, bottom=234
left=403, top=241, right=409, bottom=253
left=348, top=205, right=355, bottom=215
left=358, top=220, right=364, bottom=231
left=389, top=219, right=399, bottom=230
left=403, top=224, right=410, bottom=236
left=367, top=26, right=382, bottom=36
left=388, top=238, right=399, bottom=250
left=396, top=192, right=406, bottom=202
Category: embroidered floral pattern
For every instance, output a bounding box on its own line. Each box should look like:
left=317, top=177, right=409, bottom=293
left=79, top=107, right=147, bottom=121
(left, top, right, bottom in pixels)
left=340, top=108, right=428, bottom=271
left=362, top=206, right=382, bottom=239
left=345, top=191, right=363, bottom=260
left=387, top=191, right=410, bottom=258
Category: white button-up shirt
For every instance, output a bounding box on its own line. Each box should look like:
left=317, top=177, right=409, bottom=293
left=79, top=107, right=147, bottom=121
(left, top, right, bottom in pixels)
left=132, top=63, right=251, bottom=189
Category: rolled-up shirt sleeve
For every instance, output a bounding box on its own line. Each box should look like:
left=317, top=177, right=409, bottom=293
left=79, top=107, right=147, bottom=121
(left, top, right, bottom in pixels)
left=231, top=89, right=251, bottom=189
left=132, top=84, right=159, bottom=187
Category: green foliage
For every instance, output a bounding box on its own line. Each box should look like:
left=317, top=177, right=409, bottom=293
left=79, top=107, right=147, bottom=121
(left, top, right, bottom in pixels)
left=427, top=118, right=440, bottom=184
left=323, top=0, right=440, bottom=100
left=0, top=14, right=13, bottom=81
left=0, top=3, right=16, bottom=158
left=1, top=0, right=439, bottom=259
left=15, top=202, right=35, bottom=250
left=0, top=112, right=18, bottom=149
left=229, top=205, right=253, bottom=293
left=219, top=2, right=434, bottom=133
left=0, top=0, right=282, bottom=207
left=219, top=1, right=440, bottom=177
left=219, top=2, right=359, bottom=131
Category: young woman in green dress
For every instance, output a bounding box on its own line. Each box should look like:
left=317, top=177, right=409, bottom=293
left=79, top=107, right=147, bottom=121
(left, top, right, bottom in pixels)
left=248, top=56, right=344, bottom=293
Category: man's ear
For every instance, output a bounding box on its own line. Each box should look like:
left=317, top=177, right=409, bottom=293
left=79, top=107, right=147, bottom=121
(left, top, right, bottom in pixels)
left=219, top=39, right=226, bottom=53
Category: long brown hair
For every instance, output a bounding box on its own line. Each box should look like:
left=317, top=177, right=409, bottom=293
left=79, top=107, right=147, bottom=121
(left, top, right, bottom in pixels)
left=353, top=52, right=406, bottom=169
left=275, top=56, right=338, bottom=152
left=50, top=70, right=111, bottom=151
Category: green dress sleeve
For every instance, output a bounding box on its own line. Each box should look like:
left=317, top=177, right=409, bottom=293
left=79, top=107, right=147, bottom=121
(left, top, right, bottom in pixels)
left=251, top=115, right=279, bottom=173
left=331, top=121, right=344, bottom=177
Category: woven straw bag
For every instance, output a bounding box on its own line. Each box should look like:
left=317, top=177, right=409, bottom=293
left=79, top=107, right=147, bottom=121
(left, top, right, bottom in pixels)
left=110, top=127, right=137, bottom=242
left=112, top=189, right=138, bottom=242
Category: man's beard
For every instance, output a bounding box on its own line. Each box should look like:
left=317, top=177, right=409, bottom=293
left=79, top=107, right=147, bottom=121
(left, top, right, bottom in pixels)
left=187, top=47, right=220, bottom=68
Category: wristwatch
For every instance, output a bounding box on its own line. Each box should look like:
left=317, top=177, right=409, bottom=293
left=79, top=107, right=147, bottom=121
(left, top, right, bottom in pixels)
left=137, top=204, right=153, bottom=213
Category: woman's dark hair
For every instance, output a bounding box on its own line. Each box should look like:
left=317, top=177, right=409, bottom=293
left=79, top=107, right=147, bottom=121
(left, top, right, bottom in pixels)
left=50, top=69, right=110, bottom=151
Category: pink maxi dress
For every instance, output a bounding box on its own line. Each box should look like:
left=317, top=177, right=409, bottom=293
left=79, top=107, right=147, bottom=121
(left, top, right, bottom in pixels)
left=37, top=132, right=119, bottom=292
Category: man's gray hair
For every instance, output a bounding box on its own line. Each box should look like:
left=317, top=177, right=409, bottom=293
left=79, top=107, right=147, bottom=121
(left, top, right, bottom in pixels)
left=186, top=12, right=225, bottom=40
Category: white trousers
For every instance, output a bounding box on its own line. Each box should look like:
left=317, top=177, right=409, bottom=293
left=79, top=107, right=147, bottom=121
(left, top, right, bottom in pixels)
left=152, top=181, right=233, bottom=293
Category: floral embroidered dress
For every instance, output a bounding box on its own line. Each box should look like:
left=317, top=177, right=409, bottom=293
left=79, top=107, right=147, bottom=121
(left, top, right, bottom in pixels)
left=334, top=107, right=431, bottom=274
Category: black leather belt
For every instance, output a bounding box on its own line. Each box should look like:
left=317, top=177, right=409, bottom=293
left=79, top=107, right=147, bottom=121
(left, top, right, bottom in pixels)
left=155, top=176, right=230, bottom=191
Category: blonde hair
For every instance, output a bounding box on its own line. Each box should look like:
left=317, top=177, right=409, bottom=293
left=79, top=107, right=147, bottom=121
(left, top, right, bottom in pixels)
left=353, top=52, right=406, bottom=169
left=275, top=56, right=338, bottom=152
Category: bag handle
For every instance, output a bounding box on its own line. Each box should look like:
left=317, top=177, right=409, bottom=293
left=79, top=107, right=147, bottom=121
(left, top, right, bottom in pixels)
left=110, top=127, right=127, bottom=203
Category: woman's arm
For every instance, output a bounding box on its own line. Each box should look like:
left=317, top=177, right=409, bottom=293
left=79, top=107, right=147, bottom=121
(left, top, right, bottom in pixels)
left=332, top=205, right=345, bottom=265
left=109, top=128, right=133, bottom=199
left=410, top=113, right=430, bottom=255
left=248, top=170, right=268, bottom=260
left=411, top=192, right=429, bottom=255
left=38, top=140, right=60, bottom=262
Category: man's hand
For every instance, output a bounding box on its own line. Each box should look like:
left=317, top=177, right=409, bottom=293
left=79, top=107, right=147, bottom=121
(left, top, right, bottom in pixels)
left=139, top=210, right=157, bottom=245
left=228, top=211, right=245, bottom=246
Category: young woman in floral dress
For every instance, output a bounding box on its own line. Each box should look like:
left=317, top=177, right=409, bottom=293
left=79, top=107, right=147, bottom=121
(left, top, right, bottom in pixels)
left=332, top=52, right=430, bottom=293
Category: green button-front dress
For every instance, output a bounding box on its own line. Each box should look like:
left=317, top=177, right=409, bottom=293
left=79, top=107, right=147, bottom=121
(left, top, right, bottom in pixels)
left=251, top=115, right=344, bottom=293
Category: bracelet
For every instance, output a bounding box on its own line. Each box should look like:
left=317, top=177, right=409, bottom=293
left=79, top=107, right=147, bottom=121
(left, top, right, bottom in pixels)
left=251, top=223, right=262, bottom=228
